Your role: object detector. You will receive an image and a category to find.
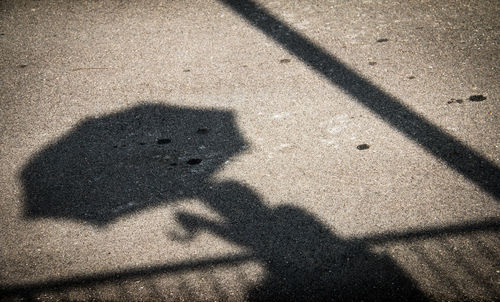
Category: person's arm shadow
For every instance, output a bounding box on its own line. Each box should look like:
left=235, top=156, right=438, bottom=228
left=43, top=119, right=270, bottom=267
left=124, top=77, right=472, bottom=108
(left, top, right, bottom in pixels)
left=175, top=180, right=428, bottom=301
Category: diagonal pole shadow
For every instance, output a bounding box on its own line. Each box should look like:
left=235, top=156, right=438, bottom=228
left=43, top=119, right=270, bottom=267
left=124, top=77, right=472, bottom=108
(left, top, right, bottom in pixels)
left=218, top=0, right=500, bottom=199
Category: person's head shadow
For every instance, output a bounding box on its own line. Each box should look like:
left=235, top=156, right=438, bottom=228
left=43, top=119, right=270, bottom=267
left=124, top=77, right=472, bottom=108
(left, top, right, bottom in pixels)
left=20, top=103, right=247, bottom=225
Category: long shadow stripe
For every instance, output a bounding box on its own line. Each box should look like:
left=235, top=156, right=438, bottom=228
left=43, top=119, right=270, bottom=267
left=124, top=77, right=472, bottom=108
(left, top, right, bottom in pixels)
left=356, top=217, right=500, bottom=244
left=0, top=254, right=254, bottom=298
left=219, top=0, right=500, bottom=199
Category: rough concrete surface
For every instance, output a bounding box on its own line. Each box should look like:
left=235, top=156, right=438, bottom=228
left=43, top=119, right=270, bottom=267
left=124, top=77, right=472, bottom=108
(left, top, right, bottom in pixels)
left=1, top=0, right=499, bottom=301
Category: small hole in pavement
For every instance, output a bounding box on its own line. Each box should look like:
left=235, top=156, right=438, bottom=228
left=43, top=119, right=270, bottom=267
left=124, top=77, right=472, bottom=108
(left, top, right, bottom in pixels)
left=356, top=144, right=370, bottom=150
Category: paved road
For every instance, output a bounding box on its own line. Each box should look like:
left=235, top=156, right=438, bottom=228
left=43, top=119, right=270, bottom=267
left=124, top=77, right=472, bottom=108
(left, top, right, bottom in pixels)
left=1, top=0, right=499, bottom=300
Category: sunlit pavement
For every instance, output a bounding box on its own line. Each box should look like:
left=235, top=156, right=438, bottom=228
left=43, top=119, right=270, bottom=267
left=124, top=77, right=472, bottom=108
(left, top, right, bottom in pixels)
left=1, top=0, right=499, bottom=300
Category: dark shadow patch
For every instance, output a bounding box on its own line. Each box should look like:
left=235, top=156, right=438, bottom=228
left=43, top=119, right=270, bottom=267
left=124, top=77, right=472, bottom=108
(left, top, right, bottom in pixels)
left=187, top=158, right=202, bottom=165
left=469, top=95, right=486, bottom=102
left=197, top=128, right=209, bottom=134
left=157, top=138, right=171, bottom=145
left=357, top=144, right=370, bottom=150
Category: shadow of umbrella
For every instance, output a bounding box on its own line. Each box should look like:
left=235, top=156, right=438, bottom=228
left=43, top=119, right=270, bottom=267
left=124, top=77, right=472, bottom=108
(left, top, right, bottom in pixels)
left=19, top=103, right=427, bottom=300
left=21, top=103, right=246, bottom=225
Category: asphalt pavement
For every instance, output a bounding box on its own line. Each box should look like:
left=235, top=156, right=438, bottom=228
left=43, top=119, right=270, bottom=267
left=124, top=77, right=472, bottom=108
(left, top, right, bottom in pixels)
left=1, top=0, right=499, bottom=301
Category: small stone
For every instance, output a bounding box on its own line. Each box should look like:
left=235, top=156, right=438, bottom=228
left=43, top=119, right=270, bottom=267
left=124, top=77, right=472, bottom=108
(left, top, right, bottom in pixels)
left=469, top=95, right=486, bottom=102
left=280, top=58, right=291, bottom=63
left=183, top=69, right=191, bottom=72
left=407, top=76, right=416, bottom=79
left=19, top=64, right=28, bottom=68
left=356, top=144, right=370, bottom=150
left=369, top=61, right=377, bottom=66
left=376, top=38, right=389, bottom=43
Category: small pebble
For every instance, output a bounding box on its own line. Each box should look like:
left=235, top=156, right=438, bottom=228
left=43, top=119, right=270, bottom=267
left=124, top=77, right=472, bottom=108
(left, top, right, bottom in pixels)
left=407, top=76, right=416, bottom=79
left=280, top=58, right=291, bottom=63
left=368, top=61, right=377, bottom=66
left=376, top=38, right=389, bottom=43
left=356, top=144, right=370, bottom=150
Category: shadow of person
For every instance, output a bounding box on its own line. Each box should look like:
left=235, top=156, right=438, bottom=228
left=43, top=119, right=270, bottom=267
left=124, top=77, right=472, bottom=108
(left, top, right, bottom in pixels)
left=176, top=181, right=427, bottom=301
left=20, top=103, right=427, bottom=300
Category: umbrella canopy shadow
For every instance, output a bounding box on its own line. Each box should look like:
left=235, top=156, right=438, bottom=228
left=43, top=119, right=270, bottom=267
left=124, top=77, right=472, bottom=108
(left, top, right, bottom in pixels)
left=20, top=103, right=246, bottom=225
left=19, top=103, right=427, bottom=300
